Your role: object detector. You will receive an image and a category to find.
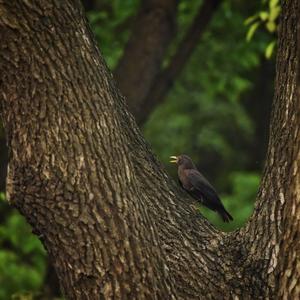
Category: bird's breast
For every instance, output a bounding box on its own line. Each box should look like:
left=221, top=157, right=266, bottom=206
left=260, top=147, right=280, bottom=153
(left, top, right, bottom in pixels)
left=178, top=168, right=193, bottom=190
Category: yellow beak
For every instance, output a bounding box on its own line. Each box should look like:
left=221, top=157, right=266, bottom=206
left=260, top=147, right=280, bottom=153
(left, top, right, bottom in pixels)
left=170, top=156, right=178, bottom=163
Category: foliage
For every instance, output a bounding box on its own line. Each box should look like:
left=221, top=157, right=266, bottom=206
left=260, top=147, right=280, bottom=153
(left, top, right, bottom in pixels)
left=0, top=197, right=46, bottom=299
left=245, top=0, right=280, bottom=58
left=0, top=192, right=5, bottom=201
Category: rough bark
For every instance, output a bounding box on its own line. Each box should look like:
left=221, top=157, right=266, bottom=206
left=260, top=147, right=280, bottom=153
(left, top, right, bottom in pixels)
left=114, top=0, right=178, bottom=120
left=0, top=1, right=299, bottom=300
left=275, top=1, right=300, bottom=297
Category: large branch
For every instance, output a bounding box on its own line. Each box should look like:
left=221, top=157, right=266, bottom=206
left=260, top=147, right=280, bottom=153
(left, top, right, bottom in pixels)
left=233, top=2, right=300, bottom=298
left=0, top=0, right=299, bottom=299
left=274, top=1, right=300, bottom=297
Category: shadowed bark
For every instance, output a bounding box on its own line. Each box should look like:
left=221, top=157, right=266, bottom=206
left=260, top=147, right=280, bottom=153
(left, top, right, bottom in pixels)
left=43, top=260, right=63, bottom=298
left=0, top=0, right=299, bottom=299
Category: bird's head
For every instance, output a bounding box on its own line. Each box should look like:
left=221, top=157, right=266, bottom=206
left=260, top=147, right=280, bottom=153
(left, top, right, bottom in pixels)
left=170, top=154, right=196, bottom=169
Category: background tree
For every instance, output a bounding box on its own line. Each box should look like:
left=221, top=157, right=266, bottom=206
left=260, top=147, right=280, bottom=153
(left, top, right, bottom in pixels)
left=114, top=0, right=222, bottom=124
left=0, top=1, right=290, bottom=298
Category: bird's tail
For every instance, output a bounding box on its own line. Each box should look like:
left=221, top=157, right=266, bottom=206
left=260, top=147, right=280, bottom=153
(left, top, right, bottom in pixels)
left=218, top=207, right=233, bottom=223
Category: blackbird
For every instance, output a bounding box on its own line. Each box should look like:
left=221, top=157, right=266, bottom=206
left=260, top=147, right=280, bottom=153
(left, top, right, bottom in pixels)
left=170, top=154, right=233, bottom=222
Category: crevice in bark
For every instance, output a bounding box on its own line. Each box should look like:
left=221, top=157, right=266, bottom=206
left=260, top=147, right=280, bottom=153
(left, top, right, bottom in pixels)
left=43, top=260, right=61, bottom=298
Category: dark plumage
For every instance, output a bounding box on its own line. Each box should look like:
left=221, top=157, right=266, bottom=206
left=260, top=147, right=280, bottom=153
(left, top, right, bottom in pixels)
left=170, top=154, right=233, bottom=222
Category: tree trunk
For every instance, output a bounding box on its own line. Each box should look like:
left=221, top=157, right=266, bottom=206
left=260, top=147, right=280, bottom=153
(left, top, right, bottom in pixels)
left=0, top=0, right=299, bottom=299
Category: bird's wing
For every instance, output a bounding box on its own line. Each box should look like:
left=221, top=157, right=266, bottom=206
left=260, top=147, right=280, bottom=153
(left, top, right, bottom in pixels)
left=185, top=169, right=222, bottom=209
left=185, top=169, right=216, bottom=192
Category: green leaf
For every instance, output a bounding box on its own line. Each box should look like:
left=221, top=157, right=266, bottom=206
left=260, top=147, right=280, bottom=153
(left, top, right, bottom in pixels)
left=259, top=11, right=269, bottom=21
left=0, top=192, right=5, bottom=201
left=270, top=0, right=279, bottom=9
left=265, top=41, right=276, bottom=59
left=266, top=21, right=276, bottom=32
left=246, top=22, right=260, bottom=41
left=269, top=6, right=281, bottom=22
left=244, top=14, right=258, bottom=25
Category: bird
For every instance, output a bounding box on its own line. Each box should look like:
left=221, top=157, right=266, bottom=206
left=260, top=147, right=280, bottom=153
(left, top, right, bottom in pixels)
left=170, top=154, right=233, bottom=222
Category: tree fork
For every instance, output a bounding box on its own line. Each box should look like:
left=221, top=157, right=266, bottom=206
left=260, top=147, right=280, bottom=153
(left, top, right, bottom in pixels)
left=0, top=0, right=299, bottom=299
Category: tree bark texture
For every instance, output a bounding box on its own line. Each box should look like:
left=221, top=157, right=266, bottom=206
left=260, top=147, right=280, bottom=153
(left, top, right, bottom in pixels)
left=0, top=0, right=299, bottom=299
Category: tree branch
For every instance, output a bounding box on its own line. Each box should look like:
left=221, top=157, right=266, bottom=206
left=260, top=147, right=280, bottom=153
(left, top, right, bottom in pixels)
left=114, top=0, right=178, bottom=119
left=137, top=0, right=222, bottom=125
